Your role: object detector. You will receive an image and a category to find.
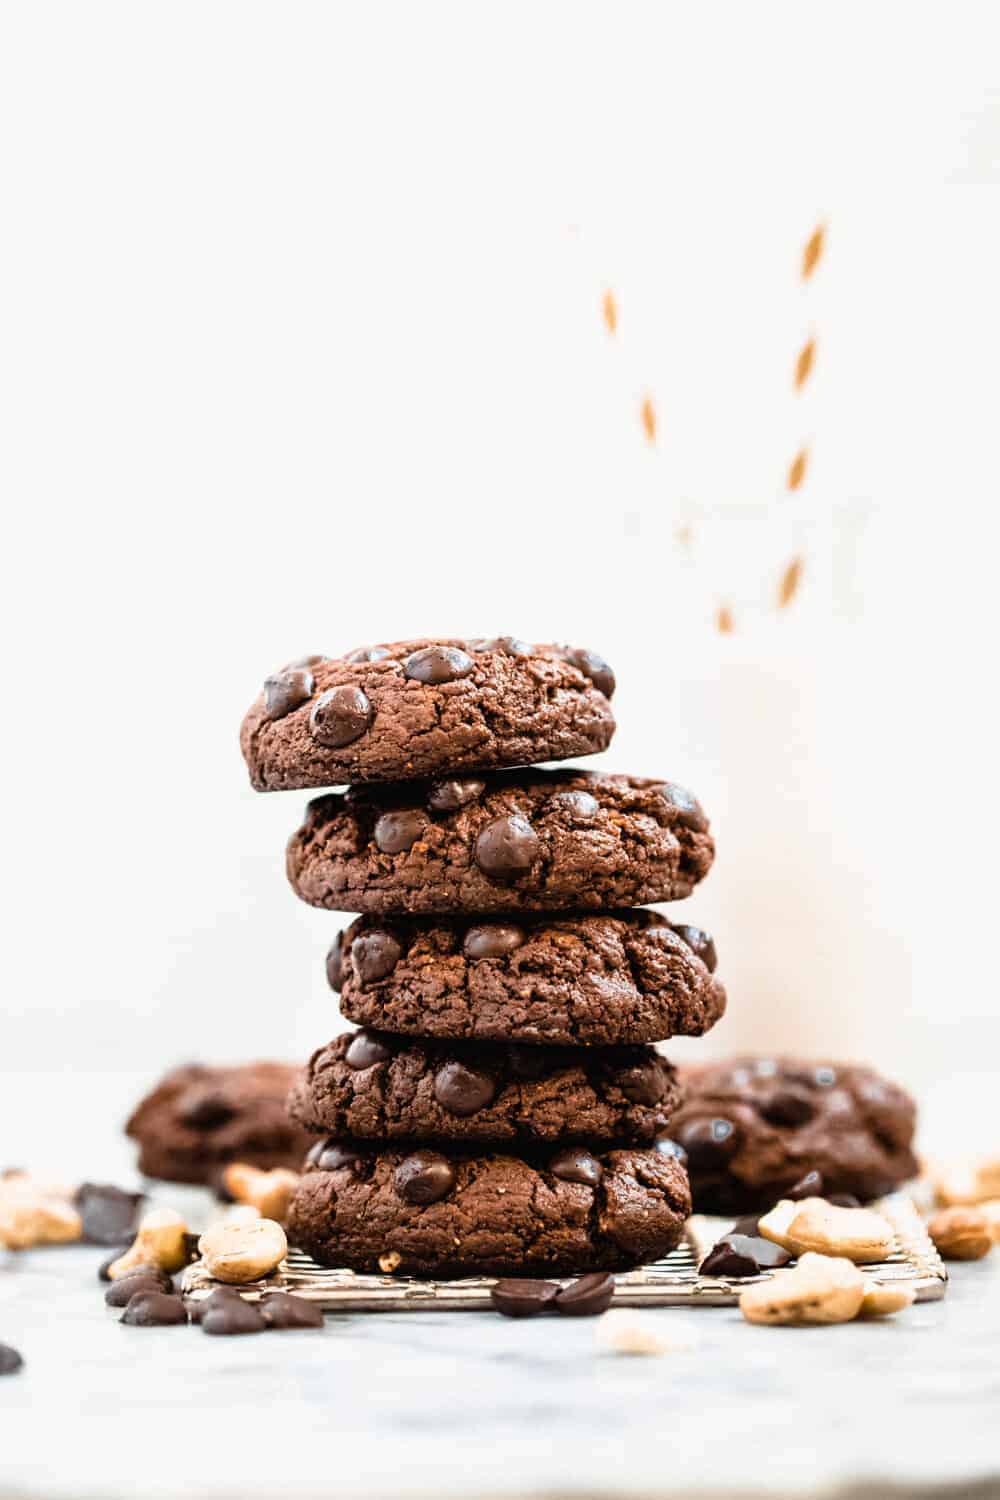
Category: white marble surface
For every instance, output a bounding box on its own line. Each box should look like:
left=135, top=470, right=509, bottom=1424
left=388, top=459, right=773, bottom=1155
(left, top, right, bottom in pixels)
left=2, top=1074, right=999, bottom=1500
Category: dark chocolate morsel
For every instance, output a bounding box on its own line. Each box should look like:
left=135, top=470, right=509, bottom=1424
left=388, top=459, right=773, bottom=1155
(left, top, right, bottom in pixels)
left=463, top=923, right=527, bottom=959
left=828, top=1193, right=862, bottom=1209
left=619, top=1060, right=666, bottom=1107
left=374, top=809, right=426, bottom=854
left=699, top=1234, right=792, bottom=1278
left=675, top=1116, right=740, bottom=1169
left=326, top=937, right=344, bottom=992
left=0, top=1343, right=24, bottom=1376
left=554, top=1272, right=616, bottom=1317
left=759, top=1090, right=816, bottom=1127
left=654, top=1137, right=688, bottom=1166
left=491, top=1279, right=559, bottom=1318
left=670, top=924, right=718, bottom=973
left=120, top=1291, right=188, bottom=1326
left=75, top=1183, right=145, bottom=1246
left=344, top=1030, right=393, bottom=1070
left=566, top=648, right=616, bottom=699
left=351, top=930, right=402, bottom=986
left=344, top=645, right=390, bottom=663
left=786, top=1169, right=825, bottom=1201
left=309, top=685, right=373, bottom=748
left=427, top=778, right=486, bottom=812
left=187, top=1286, right=244, bottom=1324
left=433, top=1061, right=497, bottom=1117
left=656, top=782, right=709, bottom=832
left=403, top=645, right=473, bottom=685
left=259, top=1292, right=325, bottom=1329
left=263, top=668, right=314, bottom=721
left=550, top=790, right=599, bottom=818
left=474, top=815, right=541, bottom=881
left=307, top=1139, right=362, bottom=1172
left=105, top=1270, right=173, bottom=1307
left=177, top=1088, right=237, bottom=1131
left=201, top=1293, right=267, bottom=1336
left=549, top=1147, right=603, bottom=1188
left=394, top=1150, right=457, bottom=1205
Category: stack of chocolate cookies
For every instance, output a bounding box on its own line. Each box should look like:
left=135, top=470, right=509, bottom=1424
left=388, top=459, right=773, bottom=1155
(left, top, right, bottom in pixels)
left=240, top=639, right=725, bottom=1278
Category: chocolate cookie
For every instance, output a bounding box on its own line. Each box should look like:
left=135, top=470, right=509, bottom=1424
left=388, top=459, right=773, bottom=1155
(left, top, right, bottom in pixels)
left=125, top=1063, right=315, bottom=1185
left=287, top=1142, right=691, bottom=1277
left=330, top=911, right=724, bottom=1046
left=289, top=1030, right=683, bottom=1147
left=287, top=769, right=715, bottom=914
left=240, top=639, right=616, bottom=791
left=669, top=1056, right=919, bottom=1214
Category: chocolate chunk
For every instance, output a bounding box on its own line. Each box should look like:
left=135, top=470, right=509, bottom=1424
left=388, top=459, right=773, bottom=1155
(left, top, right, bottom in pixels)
left=759, top=1090, right=816, bottom=1127
left=186, top=1286, right=243, bottom=1324
left=427, top=778, right=486, bottom=812
left=676, top=1116, right=740, bottom=1168
left=201, top=1292, right=267, bottom=1336
left=394, top=1150, right=457, bottom=1205
left=699, top=1234, right=792, bottom=1278
left=259, top=1292, right=325, bottom=1329
left=344, top=1030, right=393, bottom=1070
left=549, top=1148, right=603, bottom=1188
left=433, top=1061, right=497, bottom=1117
left=307, top=1139, right=362, bottom=1172
left=374, top=809, right=426, bottom=854
left=105, top=1269, right=173, bottom=1307
left=0, top=1343, right=24, bottom=1376
left=474, top=815, right=541, bottom=881
left=310, top=685, right=373, bottom=748
left=786, top=1169, right=824, bottom=1200
left=326, top=936, right=344, bottom=992
left=177, top=1089, right=237, bottom=1131
left=351, top=930, right=402, bottom=985
left=403, top=645, right=473, bottom=684
left=828, top=1193, right=862, bottom=1209
left=671, top=924, right=718, bottom=973
left=619, top=1060, right=666, bottom=1106
left=654, top=1136, right=688, bottom=1165
left=566, top=648, right=616, bottom=699
left=491, top=1279, right=559, bottom=1318
left=554, top=1272, right=615, bottom=1317
left=550, top=790, right=599, bottom=818
left=120, top=1291, right=188, bottom=1326
left=463, top=923, right=527, bottom=959
left=656, top=782, right=708, bottom=832
left=74, top=1183, right=145, bottom=1246
left=263, top=668, right=313, bottom=721
left=344, top=645, right=390, bottom=663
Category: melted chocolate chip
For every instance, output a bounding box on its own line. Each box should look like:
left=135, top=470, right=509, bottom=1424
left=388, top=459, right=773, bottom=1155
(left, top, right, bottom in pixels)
left=463, top=923, right=527, bottom=959
left=394, top=1150, right=457, bottom=1205
left=309, top=685, right=373, bottom=748
left=374, top=809, right=426, bottom=854
left=549, top=1148, right=603, bottom=1188
left=566, top=648, right=616, bottom=699
left=656, top=782, right=709, bottom=832
left=759, top=1090, right=816, bottom=1127
left=177, top=1089, right=237, bottom=1131
left=474, top=815, right=541, bottom=881
left=670, top=924, right=718, bottom=973
left=351, top=930, right=402, bottom=986
left=259, top=1292, right=325, bottom=1329
left=481, top=636, right=533, bottom=657
left=201, top=1293, right=267, bottom=1336
left=326, top=936, right=344, bottom=992
left=75, top=1183, right=145, bottom=1246
left=786, top=1169, right=824, bottom=1200
left=550, top=790, right=599, bottom=818
left=699, top=1234, right=792, bottom=1278
left=0, top=1343, right=24, bottom=1376
left=619, top=1060, right=666, bottom=1106
left=491, top=1279, right=559, bottom=1317
left=344, top=646, right=390, bottom=663
left=120, top=1291, right=188, bottom=1327
left=675, top=1116, right=740, bottom=1169
left=427, top=778, right=486, bottom=812
left=105, top=1269, right=173, bottom=1307
left=344, top=1030, right=393, bottom=1070
left=263, top=668, right=314, bottom=721
left=554, top=1273, right=615, bottom=1317
left=308, top=1139, right=362, bottom=1172
left=654, top=1136, right=688, bottom=1166
left=403, top=645, right=473, bottom=685
left=433, top=1061, right=497, bottom=1117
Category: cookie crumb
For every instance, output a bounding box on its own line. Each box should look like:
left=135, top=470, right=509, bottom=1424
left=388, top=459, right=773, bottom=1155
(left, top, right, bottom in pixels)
left=595, top=1312, right=698, bottom=1356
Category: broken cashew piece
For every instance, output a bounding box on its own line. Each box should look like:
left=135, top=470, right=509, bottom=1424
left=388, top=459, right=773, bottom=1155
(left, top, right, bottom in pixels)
left=783, top=1202, right=895, bottom=1264
left=758, top=1198, right=823, bottom=1252
left=858, top=1281, right=916, bottom=1319
left=740, top=1252, right=865, bottom=1326
left=108, top=1207, right=188, bottom=1278
left=222, top=1163, right=300, bottom=1223
left=0, top=1196, right=82, bottom=1250
left=199, top=1217, right=287, bottom=1284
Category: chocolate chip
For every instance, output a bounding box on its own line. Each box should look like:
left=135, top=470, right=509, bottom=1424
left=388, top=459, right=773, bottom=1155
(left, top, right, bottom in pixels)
left=394, top=1150, right=457, bottom=1205
left=474, top=815, right=541, bottom=881
left=309, top=685, right=373, bottom=748
left=326, top=936, right=344, bottom=992
left=120, top=1291, right=188, bottom=1326
left=786, top=1169, right=824, bottom=1200
left=699, top=1234, right=792, bottom=1278
left=549, top=1148, right=603, bottom=1188
left=74, top=1183, right=145, bottom=1246
left=307, top=1139, right=362, bottom=1172
left=201, top=1292, right=267, bottom=1336
left=344, top=645, right=390, bottom=663
left=373, top=809, right=426, bottom=854
left=259, top=1292, right=325, bottom=1329
left=0, top=1344, right=24, bottom=1376
left=427, top=778, right=486, bottom=812
left=670, top=924, right=718, bottom=973
left=619, top=1060, right=666, bottom=1107
left=403, top=645, right=473, bottom=685
left=566, top=648, right=616, bottom=699
left=177, top=1088, right=237, bottom=1131
left=554, top=1273, right=615, bottom=1317
left=675, top=1117, right=740, bottom=1169
left=105, top=1269, right=174, bottom=1307
left=187, top=1286, right=244, bottom=1324
left=351, top=930, right=402, bottom=985
left=480, top=636, right=533, bottom=657
left=433, top=1061, right=497, bottom=1117
left=263, top=668, right=314, bottom=721
left=550, top=790, right=599, bottom=818
left=759, top=1090, right=816, bottom=1127
left=344, top=1030, right=393, bottom=1070
left=463, top=923, right=527, bottom=959
left=828, top=1193, right=862, bottom=1209
left=656, top=782, right=708, bottom=832
left=654, top=1136, right=688, bottom=1166
left=491, top=1279, right=559, bottom=1318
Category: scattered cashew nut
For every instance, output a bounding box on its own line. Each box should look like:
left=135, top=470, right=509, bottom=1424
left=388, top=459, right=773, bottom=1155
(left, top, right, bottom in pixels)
left=758, top=1198, right=893, bottom=1263
left=0, top=1195, right=82, bottom=1250
left=222, top=1163, right=300, bottom=1223
left=927, top=1206, right=994, bottom=1261
left=199, top=1217, right=287, bottom=1284
left=858, top=1281, right=916, bottom=1318
left=740, top=1252, right=865, bottom=1326
left=108, top=1207, right=188, bottom=1278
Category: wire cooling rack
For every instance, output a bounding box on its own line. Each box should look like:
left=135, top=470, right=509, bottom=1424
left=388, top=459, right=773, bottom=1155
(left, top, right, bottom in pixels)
left=180, top=1192, right=946, bottom=1312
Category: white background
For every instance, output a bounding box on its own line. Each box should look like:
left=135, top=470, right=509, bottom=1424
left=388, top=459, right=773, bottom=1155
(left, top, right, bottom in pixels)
left=1, top=2, right=998, bottom=1145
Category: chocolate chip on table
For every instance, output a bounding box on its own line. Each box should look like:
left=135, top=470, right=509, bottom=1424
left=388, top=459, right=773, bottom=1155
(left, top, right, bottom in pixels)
left=620, top=1060, right=666, bottom=1106
left=200, top=1290, right=267, bottom=1336
left=105, top=1269, right=174, bottom=1307
left=351, top=930, right=402, bottom=985
left=463, top=923, right=527, bottom=959
left=433, top=1061, right=497, bottom=1117
left=309, top=685, right=373, bottom=748
left=427, top=778, right=486, bottom=812
left=307, top=1139, right=363, bottom=1172
left=554, top=1273, right=616, bottom=1317
left=403, top=645, right=474, bottom=684
left=491, top=1279, right=560, bottom=1318
left=0, top=1343, right=24, bottom=1376
left=474, top=815, right=541, bottom=881
left=75, top=1183, right=145, bottom=1246
left=565, top=648, right=616, bottom=699
left=656, top=782, right=709, bottom=832
left=187, top=1286, right=242, bottom=1324
left=675, top=1117, right=740, bottom=1169
left=326, top=937, right=344, bottom=992
left=263, top=668, right=313, bottom=721
left=670, top=924, right=718, bottom=973
left=699, top=1234, right=793, bottom=1278
left=120, top=1291, right=188, bottom=1326
left=394, top=1150, right=457, bottom=1205
left=259, top=1292, right=325, bottom=1330
left=374, top=809, right=426, bottom=854
left=344, top=645, right=390, bottom=663
left=786, top=1169, right=825, bottom=1201
left=549, top=1148, right=603, bottom=1188
left=344, top=1030, right=393, bottom=1070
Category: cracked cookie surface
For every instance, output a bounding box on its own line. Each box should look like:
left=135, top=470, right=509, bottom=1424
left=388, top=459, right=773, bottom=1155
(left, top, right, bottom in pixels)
left=287, top=768, right=715, bottom=914
left=287, top=1143, right=691, bottom=1277
left=289, top=1030, right=683, bottom=1146
left=240, top=637, right=616, bottom=790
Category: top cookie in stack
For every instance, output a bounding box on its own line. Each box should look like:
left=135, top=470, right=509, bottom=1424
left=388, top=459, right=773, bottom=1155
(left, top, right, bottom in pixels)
left=240, top=637, right=723, bottom=1280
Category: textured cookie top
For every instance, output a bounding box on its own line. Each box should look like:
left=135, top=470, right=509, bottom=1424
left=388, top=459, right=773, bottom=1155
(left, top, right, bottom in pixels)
left=287, top=768, right=715, bottom=914
left=669, top=1056, right=919, bottom=1215
left=289, top=1029, right=683, bottom=1147
left=240, top=638, right=616, bottom=790
left=331, top=909, right=725, bottom=1046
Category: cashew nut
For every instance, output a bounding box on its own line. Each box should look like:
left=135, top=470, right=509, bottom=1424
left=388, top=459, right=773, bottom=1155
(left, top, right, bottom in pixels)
left=0, top=1195, right=82, bottom=1250
left=757, top=1197, right=822, bottom=1251
left=740, top=1252, right=865, bottom=1325
left=858, top=1281, right=916, bottom=1318
left=782, top=1201, right=895, bottom=1263
left=108, top=1207, right=188, bottom=1278
left=927, top=1206, right=994, bottom=1261
left=221, top=1163, right=300, bottom=1223
left=198, top=1217, right=287, bottom=1284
